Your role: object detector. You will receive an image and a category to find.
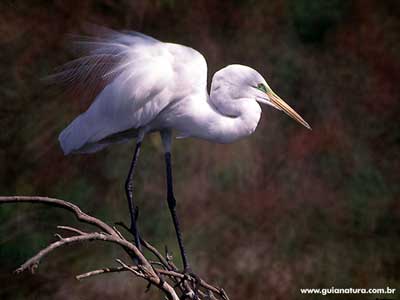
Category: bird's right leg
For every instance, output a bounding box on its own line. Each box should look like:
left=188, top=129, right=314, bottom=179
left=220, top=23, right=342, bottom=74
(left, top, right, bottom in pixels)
left=125, top=141, right=142, bottom=250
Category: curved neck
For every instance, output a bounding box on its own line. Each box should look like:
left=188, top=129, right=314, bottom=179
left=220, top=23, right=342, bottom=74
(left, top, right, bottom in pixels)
left=182, top=92, right=262, bottom=143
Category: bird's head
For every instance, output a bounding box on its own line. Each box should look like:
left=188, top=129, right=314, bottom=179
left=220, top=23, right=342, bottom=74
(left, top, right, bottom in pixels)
left=211, top=64, right=311, bottom=130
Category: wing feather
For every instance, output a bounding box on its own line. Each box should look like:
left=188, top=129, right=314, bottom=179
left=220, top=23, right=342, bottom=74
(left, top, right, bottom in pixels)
left=57, top=27, right=207, bottom=154
left=58, top=28, right=176, bottom=154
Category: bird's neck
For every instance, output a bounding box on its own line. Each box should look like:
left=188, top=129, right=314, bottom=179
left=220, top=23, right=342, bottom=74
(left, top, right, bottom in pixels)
left=184, top=92, right=262, bottom=143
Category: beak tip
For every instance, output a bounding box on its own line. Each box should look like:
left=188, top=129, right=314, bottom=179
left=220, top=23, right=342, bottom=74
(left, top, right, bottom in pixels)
left=268, top=91, right=312, bottom=131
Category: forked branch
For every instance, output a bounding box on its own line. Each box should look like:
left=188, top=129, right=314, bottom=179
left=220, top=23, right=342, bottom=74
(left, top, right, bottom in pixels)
left=0, top=196, right=229, bottom=300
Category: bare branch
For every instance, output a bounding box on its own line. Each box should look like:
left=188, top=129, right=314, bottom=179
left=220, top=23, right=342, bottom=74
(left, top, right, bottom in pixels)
left=142, top=238, right=176, bottom=271
left=116, top=259, right=180, bottom=300
left=76, top=266, right=125, bottom=280
left=57, top=225, right=86, bottom=235
left=116, top=259, right=145, bottom=278
left=54, top=233, right=64, bottom=240
left=0, top=196, right=116, bottom=236
left=0, top=196, right=230, bottom=300
left=16, top=232, right=154, bottom=275
left=76, top=263, right=230, bottom=300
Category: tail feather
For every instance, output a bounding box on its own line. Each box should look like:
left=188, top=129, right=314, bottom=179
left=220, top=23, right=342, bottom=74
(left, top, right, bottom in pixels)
left=59, top=113, right=108, bottom=154
left=59, top=112, right=138, bottom=155
left=59, top=114, right=86, bottom=154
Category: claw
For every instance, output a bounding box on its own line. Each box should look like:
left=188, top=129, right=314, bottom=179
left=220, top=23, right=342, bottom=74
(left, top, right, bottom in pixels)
left=174, top=268, right=201, bottom=299
left=180, top=290, right=195, bottom=300
left=188, top=272, right=201, bottom=296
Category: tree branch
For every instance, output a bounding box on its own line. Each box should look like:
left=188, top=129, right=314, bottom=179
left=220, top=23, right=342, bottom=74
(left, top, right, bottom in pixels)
left=0, top=196, right=229, bottom=300
left=0, top=196, right=116, bottom=235
left=76, top=263, right=227, bottom=298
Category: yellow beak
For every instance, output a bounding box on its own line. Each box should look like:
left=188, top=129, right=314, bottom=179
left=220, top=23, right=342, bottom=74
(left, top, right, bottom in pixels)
left=267, top=90, right=311, bottom=130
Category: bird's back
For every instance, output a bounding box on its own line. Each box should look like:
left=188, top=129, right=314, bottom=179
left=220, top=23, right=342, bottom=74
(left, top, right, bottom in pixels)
left=57, top=28, right=207, bottom=154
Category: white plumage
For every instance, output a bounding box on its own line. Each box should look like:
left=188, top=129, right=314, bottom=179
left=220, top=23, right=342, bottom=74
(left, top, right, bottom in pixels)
left=58, top=28, right=310, bottom=155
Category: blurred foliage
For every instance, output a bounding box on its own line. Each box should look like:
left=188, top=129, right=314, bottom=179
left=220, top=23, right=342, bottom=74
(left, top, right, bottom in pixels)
left=1, top=0, right=400, bottom=299
left=288, top=0, right=350, bottom=43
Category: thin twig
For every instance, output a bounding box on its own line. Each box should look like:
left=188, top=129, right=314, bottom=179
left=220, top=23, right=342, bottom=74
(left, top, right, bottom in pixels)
left=116, top=259, right=145, bottom=278
left=0, top=196, right=116, bottom=236
left=76, top=266, right=124, bottom=280
left=142, top=238, right=177, bottom=271
left=57, top=225, right=86, bottom=236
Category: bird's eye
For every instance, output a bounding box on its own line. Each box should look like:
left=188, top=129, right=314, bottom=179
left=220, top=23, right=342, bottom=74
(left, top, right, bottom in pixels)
left=257, top=83, right=268, bottom=93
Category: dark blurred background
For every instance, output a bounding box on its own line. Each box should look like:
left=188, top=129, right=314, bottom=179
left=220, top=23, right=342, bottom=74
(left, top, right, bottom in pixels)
left=1, top=0, right=399, bottom=299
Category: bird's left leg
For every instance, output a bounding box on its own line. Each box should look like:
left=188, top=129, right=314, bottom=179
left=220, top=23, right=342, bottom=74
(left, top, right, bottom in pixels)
left=161, top=130, right=191, bottom=273
left=125, top=138, right=143, bottom=250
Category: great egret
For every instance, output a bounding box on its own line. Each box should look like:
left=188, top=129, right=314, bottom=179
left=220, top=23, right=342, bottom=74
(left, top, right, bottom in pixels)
left=57, top=27, right=311, bottom=272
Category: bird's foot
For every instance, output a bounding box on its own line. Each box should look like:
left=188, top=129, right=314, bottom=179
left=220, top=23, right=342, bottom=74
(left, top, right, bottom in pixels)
left=184, top=267, right=200, bottom=283
left=174, top=267, right=201, bottom=299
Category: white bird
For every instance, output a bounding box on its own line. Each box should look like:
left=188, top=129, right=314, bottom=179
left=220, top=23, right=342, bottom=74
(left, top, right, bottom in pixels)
left=57, top=27, right=311, bottom=272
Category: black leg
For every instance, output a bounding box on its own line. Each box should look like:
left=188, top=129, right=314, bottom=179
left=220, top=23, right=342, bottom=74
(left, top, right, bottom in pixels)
left=165, top=152, right=190, bottom=272
left=125, top=142, right=142, bottom=250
